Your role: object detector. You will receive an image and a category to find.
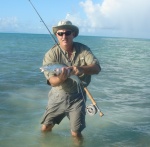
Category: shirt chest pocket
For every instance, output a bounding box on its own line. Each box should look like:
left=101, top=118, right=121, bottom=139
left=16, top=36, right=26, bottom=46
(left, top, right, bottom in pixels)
left=74, top=56, right=86, bottom=66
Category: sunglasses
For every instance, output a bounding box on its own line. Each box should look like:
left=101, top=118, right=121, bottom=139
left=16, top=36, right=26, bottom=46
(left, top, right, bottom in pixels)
left=56, top=31, right=72, bottom=36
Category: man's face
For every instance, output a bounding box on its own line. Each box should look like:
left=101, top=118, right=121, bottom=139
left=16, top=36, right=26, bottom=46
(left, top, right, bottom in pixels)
left=56, top=29, right=75, bottom=47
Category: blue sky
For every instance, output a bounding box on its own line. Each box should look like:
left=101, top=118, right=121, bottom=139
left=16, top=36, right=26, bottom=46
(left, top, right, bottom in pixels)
left=0, top=0, right=150, bottom=39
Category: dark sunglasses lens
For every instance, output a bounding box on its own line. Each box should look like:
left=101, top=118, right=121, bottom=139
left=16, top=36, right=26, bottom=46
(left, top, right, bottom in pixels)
left=57, top=31, right=72, bottom=36
left=65, top=31, right=71, bottom=36
left=57, top=32, right=63, bottom=36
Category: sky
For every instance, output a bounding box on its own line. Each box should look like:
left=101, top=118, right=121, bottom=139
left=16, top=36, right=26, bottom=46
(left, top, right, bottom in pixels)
left=0, top=0, right=150, bottom=39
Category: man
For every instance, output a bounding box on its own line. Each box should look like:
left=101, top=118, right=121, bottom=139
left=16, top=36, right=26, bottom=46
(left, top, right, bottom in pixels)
left=41, top=20, right=101, bottom=139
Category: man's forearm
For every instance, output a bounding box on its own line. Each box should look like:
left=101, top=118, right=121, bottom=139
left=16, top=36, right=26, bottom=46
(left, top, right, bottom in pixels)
left=80, top=64, right=101, bottom=75
left=48, top=76, right=64, bottom=87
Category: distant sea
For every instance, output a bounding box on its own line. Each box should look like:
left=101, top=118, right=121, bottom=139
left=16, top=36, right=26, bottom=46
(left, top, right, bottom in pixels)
left=0, top=33, right=150, bottom=147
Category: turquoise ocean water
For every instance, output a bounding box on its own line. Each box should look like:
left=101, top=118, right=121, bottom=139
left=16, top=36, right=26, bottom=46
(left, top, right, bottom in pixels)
left=0, top=33, right=150, bottom=147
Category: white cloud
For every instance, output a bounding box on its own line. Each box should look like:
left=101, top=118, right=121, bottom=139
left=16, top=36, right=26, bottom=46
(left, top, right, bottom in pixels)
left=1, top=0, right=150, bottom=38
left=66, top=0, right=150, bottom=38
left=0, top=17, right=47, bottom=34
left=0, top=17, right=19, bottom=32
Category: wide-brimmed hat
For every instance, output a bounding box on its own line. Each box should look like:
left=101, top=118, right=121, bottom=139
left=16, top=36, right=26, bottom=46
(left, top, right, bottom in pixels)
left=52, top=20, right=79, bottom=37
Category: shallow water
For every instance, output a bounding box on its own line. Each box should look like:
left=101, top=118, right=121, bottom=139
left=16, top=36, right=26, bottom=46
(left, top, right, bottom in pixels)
left=0, top=33, right=150, bottom=147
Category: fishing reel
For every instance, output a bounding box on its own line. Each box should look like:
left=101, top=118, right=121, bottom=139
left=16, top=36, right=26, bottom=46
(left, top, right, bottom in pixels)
left=86, top=104, right=97, bottom=116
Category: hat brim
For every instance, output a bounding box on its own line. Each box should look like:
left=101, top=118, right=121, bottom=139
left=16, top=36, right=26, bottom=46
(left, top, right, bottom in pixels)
left=52, top=25, right=79, bottom=37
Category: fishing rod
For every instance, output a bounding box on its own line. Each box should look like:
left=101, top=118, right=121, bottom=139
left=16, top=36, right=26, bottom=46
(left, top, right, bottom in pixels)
left=28, top=0, right=72, bottom=64
left=29, top=0, right=104, bottom=117
left=28, top=0, right=58, bottom=45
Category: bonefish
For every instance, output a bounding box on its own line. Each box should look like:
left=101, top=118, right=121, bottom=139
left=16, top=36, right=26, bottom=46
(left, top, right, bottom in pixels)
left=40, top=63, right=81, bottom=86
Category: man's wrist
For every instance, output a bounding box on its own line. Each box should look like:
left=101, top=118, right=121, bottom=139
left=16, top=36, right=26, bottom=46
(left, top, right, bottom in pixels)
left=78, top=67, right=84, bottom=77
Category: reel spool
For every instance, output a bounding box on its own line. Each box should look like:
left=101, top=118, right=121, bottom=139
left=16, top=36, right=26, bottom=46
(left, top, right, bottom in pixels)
left=86, top=104, right=97, bottom=116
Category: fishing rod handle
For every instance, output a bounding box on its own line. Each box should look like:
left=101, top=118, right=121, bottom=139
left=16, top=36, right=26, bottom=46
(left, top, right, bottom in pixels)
left=84, top=87, right=96, bottom=105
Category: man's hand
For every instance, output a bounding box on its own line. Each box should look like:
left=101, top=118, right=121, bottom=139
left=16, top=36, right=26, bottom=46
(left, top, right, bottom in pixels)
left=49, top=67, right=70, bottom=86
left=57, top=67, right=70, bottom=81
left=68, top=64, right=100, bottom=76
left=68, top=66, right=84, bottom=76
